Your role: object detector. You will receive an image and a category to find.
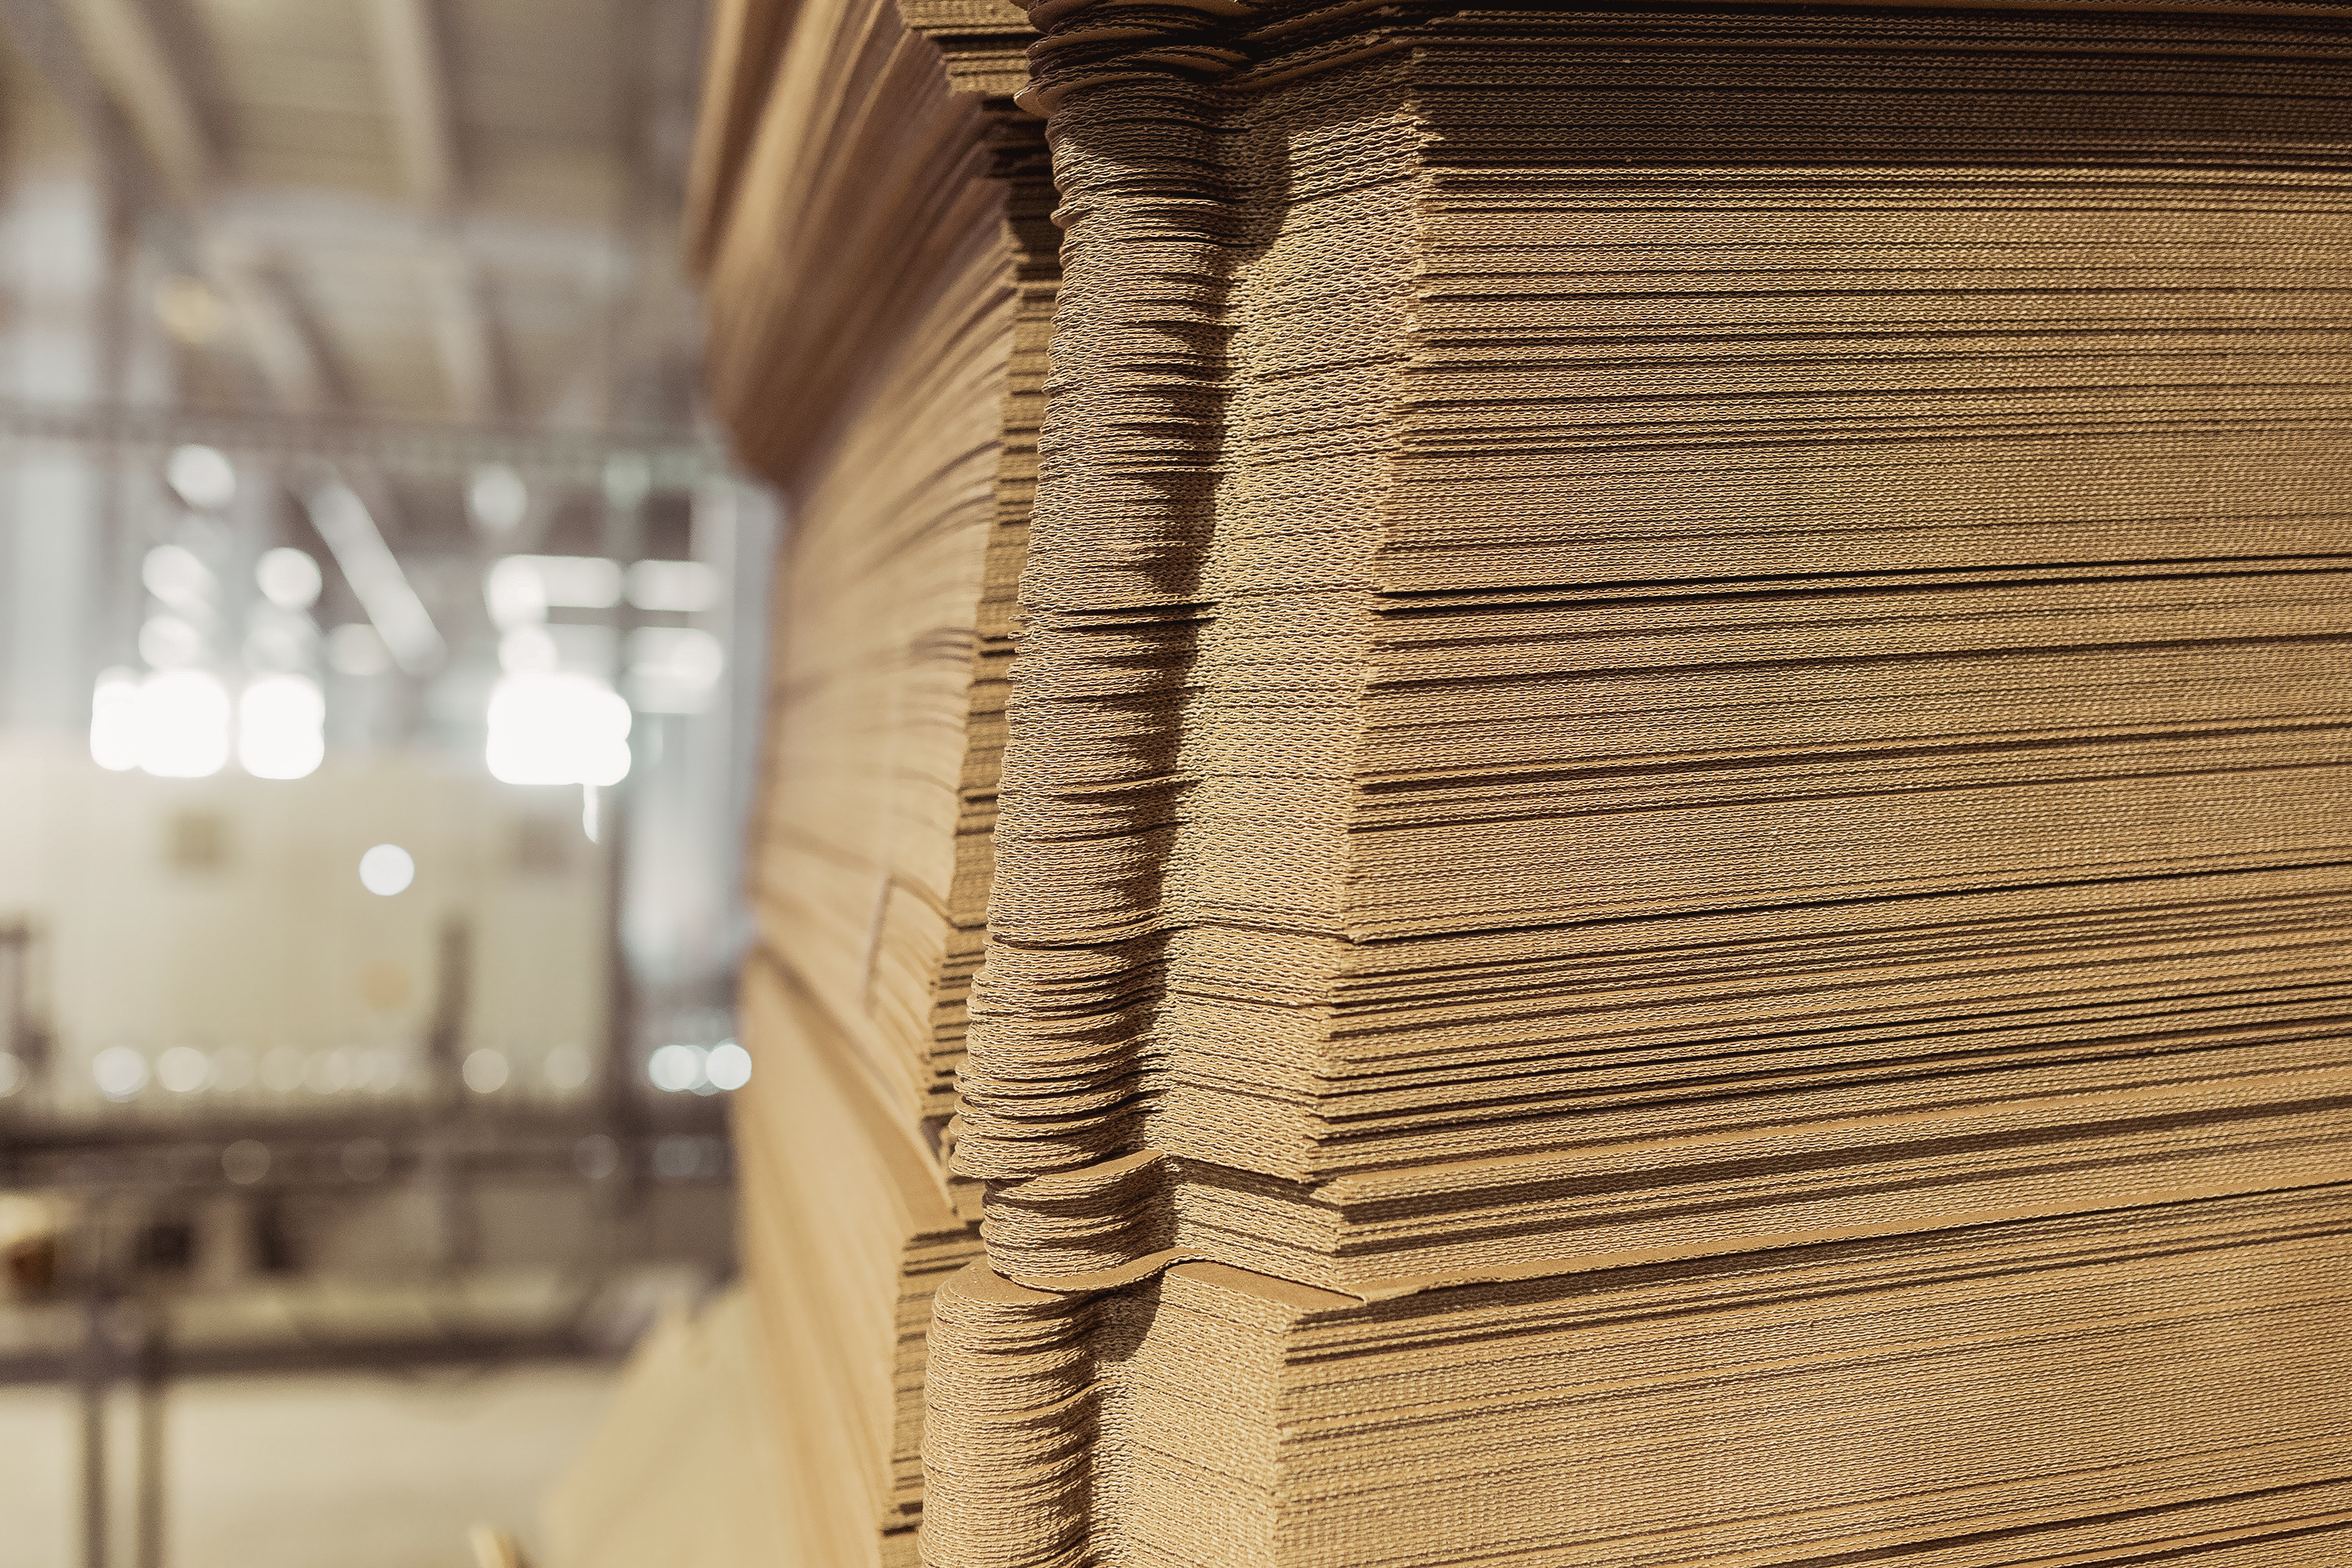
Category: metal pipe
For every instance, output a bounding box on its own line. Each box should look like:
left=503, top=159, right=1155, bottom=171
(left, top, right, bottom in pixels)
left=136, top=1306, right=166, bottom=1568
left=78, top=1294, right=108, bottom=1568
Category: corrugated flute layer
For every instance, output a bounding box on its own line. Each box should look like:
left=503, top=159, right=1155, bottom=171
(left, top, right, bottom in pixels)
left=924, top=2, right=2352, bottom=1564
left=926, top=1190, right=2352, bottom=1566
left=960, top=0, right=2352, bottom=1290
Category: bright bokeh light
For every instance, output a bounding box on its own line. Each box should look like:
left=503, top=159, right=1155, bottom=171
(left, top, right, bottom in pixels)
left=238, top=674, right=325, bottom=779
left=93, top=1047, right=149, bottom=1101
left=626, top=626, right=726, bottom=714
left=647, top=1043, right=705, bottom=1093
left=222, top=1139, right=270, bottom=1185
left=486, top=673, right=631, bottom=786
left=358, top=843, right=415, bottom=896
left=155, top=276, right=228, bottom=345
left=484, top=557, right=548, bottom=630
left=326, top=622, right=390, bottom=677
left=256, top=546, right=324, bottom=610
left=103, top=667, right=299, bottom=777
left=306, top=1050, right=354, bottom=1094
left=469, top=465, right=529, bottom=532
left=244, top=607, right=315, bottom=673
left=138, top=614, right=205, bottom=668
left=135, top=670, right=232, bottom=778
left=91, top=669, right=142, bottom=770
left=625, top=559, right=720, bottom=612
left=498, top=625, right=560, bottom=676
left=462, top=1049, right=510, bottom=1094
left=142, top=543, right=214, bottom=608
left=543, top=1043, right=590, bottom=1091
left=166, top=445, right=237, bottom=510
left=156, top=1045, right=211, bottom=1093
left=489, top=555, right=621, bottom=615
left=706, top=1040, right=752, bottom=1091
left=602, top=453, right=650, bottom=510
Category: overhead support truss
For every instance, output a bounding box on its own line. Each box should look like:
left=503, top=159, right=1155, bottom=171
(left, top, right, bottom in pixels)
left=0, top=398, right=721, bottom=490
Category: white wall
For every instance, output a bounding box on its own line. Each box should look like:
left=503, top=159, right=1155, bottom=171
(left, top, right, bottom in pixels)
left=0, top=736, right=606, bottom=1111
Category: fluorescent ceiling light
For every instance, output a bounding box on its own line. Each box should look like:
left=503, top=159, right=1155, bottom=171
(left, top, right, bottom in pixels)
left=486, top=672, right=632, bottom=786
left=238, top=674, right=325, bottom=780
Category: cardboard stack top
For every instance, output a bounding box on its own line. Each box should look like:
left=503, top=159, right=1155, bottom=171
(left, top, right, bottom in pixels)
left=557, top=2, right=2352, bottom=1565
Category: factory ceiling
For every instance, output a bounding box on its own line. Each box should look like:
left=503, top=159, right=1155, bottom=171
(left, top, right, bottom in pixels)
left=0, top=0, right=710, bottom=445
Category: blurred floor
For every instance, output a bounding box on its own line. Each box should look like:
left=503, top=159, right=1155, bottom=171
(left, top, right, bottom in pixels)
left=0, top=1362, right=615, bottom=1568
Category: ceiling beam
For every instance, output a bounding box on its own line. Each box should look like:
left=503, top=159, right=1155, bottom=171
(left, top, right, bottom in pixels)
left=365, top=0, right=459, bottom=211
left=204, top=189, right=637, bottom=282
left=421, top=249, right=506, bottom=423
left=0, top=0, right=143, bottom=203
left=28, top=0, right=321, bottom=423
left=363, top=0, right=512, bottom=424
left=19, top=0, right=637, bottom=432
left=208, top=251, right=340, bottom=415
left=58, top=0, right=212, bottom=198
left=421, top=245, right=507, bottom=420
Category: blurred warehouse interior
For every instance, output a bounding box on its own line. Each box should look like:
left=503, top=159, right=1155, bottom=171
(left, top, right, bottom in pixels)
left=0, top=0, right=766, bottom=1562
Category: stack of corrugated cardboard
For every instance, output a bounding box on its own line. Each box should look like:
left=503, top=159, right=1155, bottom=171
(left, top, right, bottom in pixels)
left=557, top=4, right=2352, bottom=1566
left=552, top=2, right=1052, bottom=1564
